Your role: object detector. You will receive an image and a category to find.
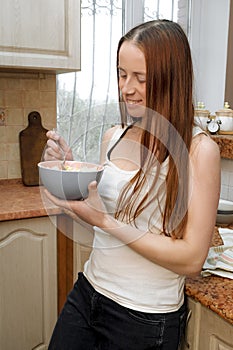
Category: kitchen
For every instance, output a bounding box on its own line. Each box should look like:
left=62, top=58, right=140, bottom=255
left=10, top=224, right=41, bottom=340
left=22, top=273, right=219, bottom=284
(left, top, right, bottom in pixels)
left=0, top=0, right=233, bottom=349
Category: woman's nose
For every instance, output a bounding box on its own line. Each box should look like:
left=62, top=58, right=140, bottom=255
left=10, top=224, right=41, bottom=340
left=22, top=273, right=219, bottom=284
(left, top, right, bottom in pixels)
left=121, top=78, right=136, bottom=94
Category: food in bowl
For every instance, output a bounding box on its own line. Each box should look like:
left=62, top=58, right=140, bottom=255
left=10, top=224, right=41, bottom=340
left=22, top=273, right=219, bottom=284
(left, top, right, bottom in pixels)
left=216, top=199, right=233, bottom=225
left=38, top=160, right=104, bottom=200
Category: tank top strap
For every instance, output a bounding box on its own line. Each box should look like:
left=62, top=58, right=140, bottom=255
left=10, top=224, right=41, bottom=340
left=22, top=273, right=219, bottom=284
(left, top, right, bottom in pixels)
left=107, top=124, right=133, bottom=161
left=192, top=125, right=208, bottom=137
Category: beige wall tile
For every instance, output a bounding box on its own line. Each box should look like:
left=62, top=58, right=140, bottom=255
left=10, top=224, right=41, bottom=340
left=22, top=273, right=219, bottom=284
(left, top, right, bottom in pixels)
left=5, top=91, right=23, bottom=108
left=0, top=78, right=7, bottom=90
left=0, top=144, right=7, bottom=160
left=7, top=108, right=24, bottom=126
left=6, top=125, right=23, bottom=143
left=8, top=159, right=21, bottom=179
left=0, top=126, right=7, bottom=143
left=40, top=74, right=56, bottom=91
left=40, top=91, right=56, bottom=108
left=6, top=143, right=20, bottom=160
left=6, top=78, right=21, bottom=90
left=0, top=161, right=8, bottom=179
left=20, top=78, right=40, bottom=91
left=0, top=73, right=56, bottom=179
left=0, top=90, right=5, bottom=105
left=40, top=108, right=57, bottom=129
left=23, top=91, right=41, bottom=108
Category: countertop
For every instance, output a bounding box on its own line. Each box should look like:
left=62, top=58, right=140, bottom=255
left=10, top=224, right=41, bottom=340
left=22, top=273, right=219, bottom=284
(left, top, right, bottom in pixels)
left=0, top=179, right=61, bottom=221
left=185, top=226, right=233, bottom=325
left=185, top=275, right=233, bottom=324
left=211, top=134, right=233, bottom=159
left=0, top=179, right=232, bottom=325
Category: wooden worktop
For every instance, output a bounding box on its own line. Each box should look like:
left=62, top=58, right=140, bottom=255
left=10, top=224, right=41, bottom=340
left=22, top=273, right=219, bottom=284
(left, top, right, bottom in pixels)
left=0, top=178, right=61, bottom=221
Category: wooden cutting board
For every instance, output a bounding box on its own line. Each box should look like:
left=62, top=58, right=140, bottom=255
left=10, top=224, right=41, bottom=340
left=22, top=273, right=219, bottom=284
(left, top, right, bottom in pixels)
left=19, top=111, right=48, bottom=186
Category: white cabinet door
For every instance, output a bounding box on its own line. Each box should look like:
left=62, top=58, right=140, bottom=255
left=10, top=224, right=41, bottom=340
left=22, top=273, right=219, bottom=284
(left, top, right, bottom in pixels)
left=0, top=0, right=81, bottom=72
left=210, top=335, right=233, bottom=350
left=0, top=217, right=57, bottom=350
left=73, top=220, right=93, bottom=279
left=199, top=306, right=233, bottom=350
left=182, top=297, right=201, bottom=350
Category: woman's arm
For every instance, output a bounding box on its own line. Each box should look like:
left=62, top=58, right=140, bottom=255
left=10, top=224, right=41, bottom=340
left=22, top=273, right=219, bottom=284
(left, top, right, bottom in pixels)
left=44, top=134, right=221, bottom=277
left=103, top=135, right=221, bottom=276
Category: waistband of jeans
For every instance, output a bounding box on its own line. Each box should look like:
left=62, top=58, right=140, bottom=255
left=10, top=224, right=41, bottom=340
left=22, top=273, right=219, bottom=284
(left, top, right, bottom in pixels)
left=78, top=272, right=96, bottom=293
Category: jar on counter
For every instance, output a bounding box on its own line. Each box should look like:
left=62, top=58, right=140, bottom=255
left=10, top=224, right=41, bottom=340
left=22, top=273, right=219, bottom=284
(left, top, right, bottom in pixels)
left=215, top=102, right=233, bottom=134
left=194, top=102, right=210, bottom=130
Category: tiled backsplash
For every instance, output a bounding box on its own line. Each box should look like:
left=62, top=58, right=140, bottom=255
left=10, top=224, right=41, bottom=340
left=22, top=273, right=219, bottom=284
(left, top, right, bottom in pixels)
left=220, top=158, right=233, bottom=201
left=0, top=72, right=56, bottom=179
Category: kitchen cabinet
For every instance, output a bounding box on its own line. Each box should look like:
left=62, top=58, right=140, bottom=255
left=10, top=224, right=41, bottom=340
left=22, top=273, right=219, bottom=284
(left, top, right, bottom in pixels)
left=73, top=220, right=93, bottom=277
left=55, top=216, right=93, bottom=313
left=199, top=305, right=233, bottom=350
left=182, top=297, right=233, bottom=350
left=0, top=0, right=81, bottom=72
left=182, top=297, right=201, bottom=350
left=0, top=216, right=57, bottom=350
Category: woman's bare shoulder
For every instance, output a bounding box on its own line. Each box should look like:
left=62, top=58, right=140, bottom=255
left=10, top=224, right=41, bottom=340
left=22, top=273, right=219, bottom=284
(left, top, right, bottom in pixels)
left=100, top=124, right=123, bottom=163
left=102, top=124, right=123, bottom=143
left=190, top=133, right=220, bottom=168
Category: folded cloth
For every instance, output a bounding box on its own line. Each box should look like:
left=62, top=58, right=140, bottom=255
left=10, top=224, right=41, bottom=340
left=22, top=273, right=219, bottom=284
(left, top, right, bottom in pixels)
left=201, top=228, right=233, bottom=279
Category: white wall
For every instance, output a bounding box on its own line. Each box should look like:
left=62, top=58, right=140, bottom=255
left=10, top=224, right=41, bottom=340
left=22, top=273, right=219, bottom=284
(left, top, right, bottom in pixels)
left=221, top=159, right=233, bottom=201
left=190, top=0, right=230, bottom=114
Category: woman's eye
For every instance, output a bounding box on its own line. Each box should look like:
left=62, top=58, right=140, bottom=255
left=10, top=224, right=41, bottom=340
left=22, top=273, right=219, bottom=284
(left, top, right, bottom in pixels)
left=119, top=73, right=127, bottom=79
left=137, top=75, right=146, bottom=83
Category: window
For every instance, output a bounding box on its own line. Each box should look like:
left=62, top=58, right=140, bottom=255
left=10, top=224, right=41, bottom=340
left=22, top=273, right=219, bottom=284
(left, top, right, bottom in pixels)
left=57, top=0, right=188, bottom=162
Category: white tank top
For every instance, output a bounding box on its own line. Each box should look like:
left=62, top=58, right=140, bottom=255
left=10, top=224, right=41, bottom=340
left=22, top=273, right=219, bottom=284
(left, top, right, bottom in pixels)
left=83, top=125, right=205, bottom=313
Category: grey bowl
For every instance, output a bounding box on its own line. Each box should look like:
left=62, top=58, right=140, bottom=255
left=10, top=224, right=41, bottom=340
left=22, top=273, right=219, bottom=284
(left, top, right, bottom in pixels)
left=216, top=199, right=233, bottom=225
left=38, top=160, right=104, bottom=200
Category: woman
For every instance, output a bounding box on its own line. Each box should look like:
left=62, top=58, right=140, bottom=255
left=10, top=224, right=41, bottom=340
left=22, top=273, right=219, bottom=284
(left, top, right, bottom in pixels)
left=45, top=20, right=220, bottom=350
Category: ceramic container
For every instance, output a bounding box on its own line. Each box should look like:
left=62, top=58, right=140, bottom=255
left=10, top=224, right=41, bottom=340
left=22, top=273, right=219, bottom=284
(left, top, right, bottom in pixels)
left=216, top=102, right=233, bottom=134
left=216, top=199, right=233, bottom=225
left=194, top=102, right=210, bottom=130
left=38, top=160, right=104, bottom=200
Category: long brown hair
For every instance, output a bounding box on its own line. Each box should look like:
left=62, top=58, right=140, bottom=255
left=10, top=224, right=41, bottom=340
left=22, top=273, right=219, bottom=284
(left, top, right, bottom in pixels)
left=115, top=20, right=194, bottom=239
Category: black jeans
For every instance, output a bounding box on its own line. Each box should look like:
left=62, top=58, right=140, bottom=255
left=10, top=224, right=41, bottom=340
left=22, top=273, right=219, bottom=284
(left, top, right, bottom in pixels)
left=48, top=272, right=187, bottom=350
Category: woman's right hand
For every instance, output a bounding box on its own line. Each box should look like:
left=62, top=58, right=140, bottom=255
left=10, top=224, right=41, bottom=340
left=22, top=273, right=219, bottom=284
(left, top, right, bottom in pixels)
left=43, top=130, right=73, bottom=161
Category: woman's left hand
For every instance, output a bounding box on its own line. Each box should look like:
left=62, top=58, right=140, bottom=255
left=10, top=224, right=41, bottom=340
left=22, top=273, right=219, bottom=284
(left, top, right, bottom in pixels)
left=44, top=181, right=109, bottom=228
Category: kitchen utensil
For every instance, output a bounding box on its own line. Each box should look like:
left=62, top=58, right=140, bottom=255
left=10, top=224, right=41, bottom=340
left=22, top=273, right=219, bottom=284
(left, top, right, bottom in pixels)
left=19, top=111, right=48, bottom=186
left=216, top=199, right=233, bottom=225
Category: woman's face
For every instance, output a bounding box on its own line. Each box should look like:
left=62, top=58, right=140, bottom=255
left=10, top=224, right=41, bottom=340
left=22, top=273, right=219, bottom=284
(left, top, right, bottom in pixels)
left=118, top=41, right=146, bottom=118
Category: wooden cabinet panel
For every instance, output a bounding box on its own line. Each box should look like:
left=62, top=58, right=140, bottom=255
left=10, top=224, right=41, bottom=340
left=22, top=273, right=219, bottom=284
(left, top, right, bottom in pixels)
left=182, top=297, right=233, bottom=350
left=210, top=335, right=233, bottom=350
left=199, top=306, right=233, bottom=350
left=182, top=297, right=201, bottom=350
left=0, top=0, right=81, bottom=72
left=73, top=220, right=93, bottom=278
left=0, top=217, right=57, bottom=350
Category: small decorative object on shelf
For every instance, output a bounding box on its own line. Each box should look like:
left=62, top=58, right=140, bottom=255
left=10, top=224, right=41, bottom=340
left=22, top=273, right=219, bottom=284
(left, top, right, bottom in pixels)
left=215, top=102, right=233, bottom=134
left=207, top=116, right=221, bottom=134
left=194, top=102, right=210, bottom=131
